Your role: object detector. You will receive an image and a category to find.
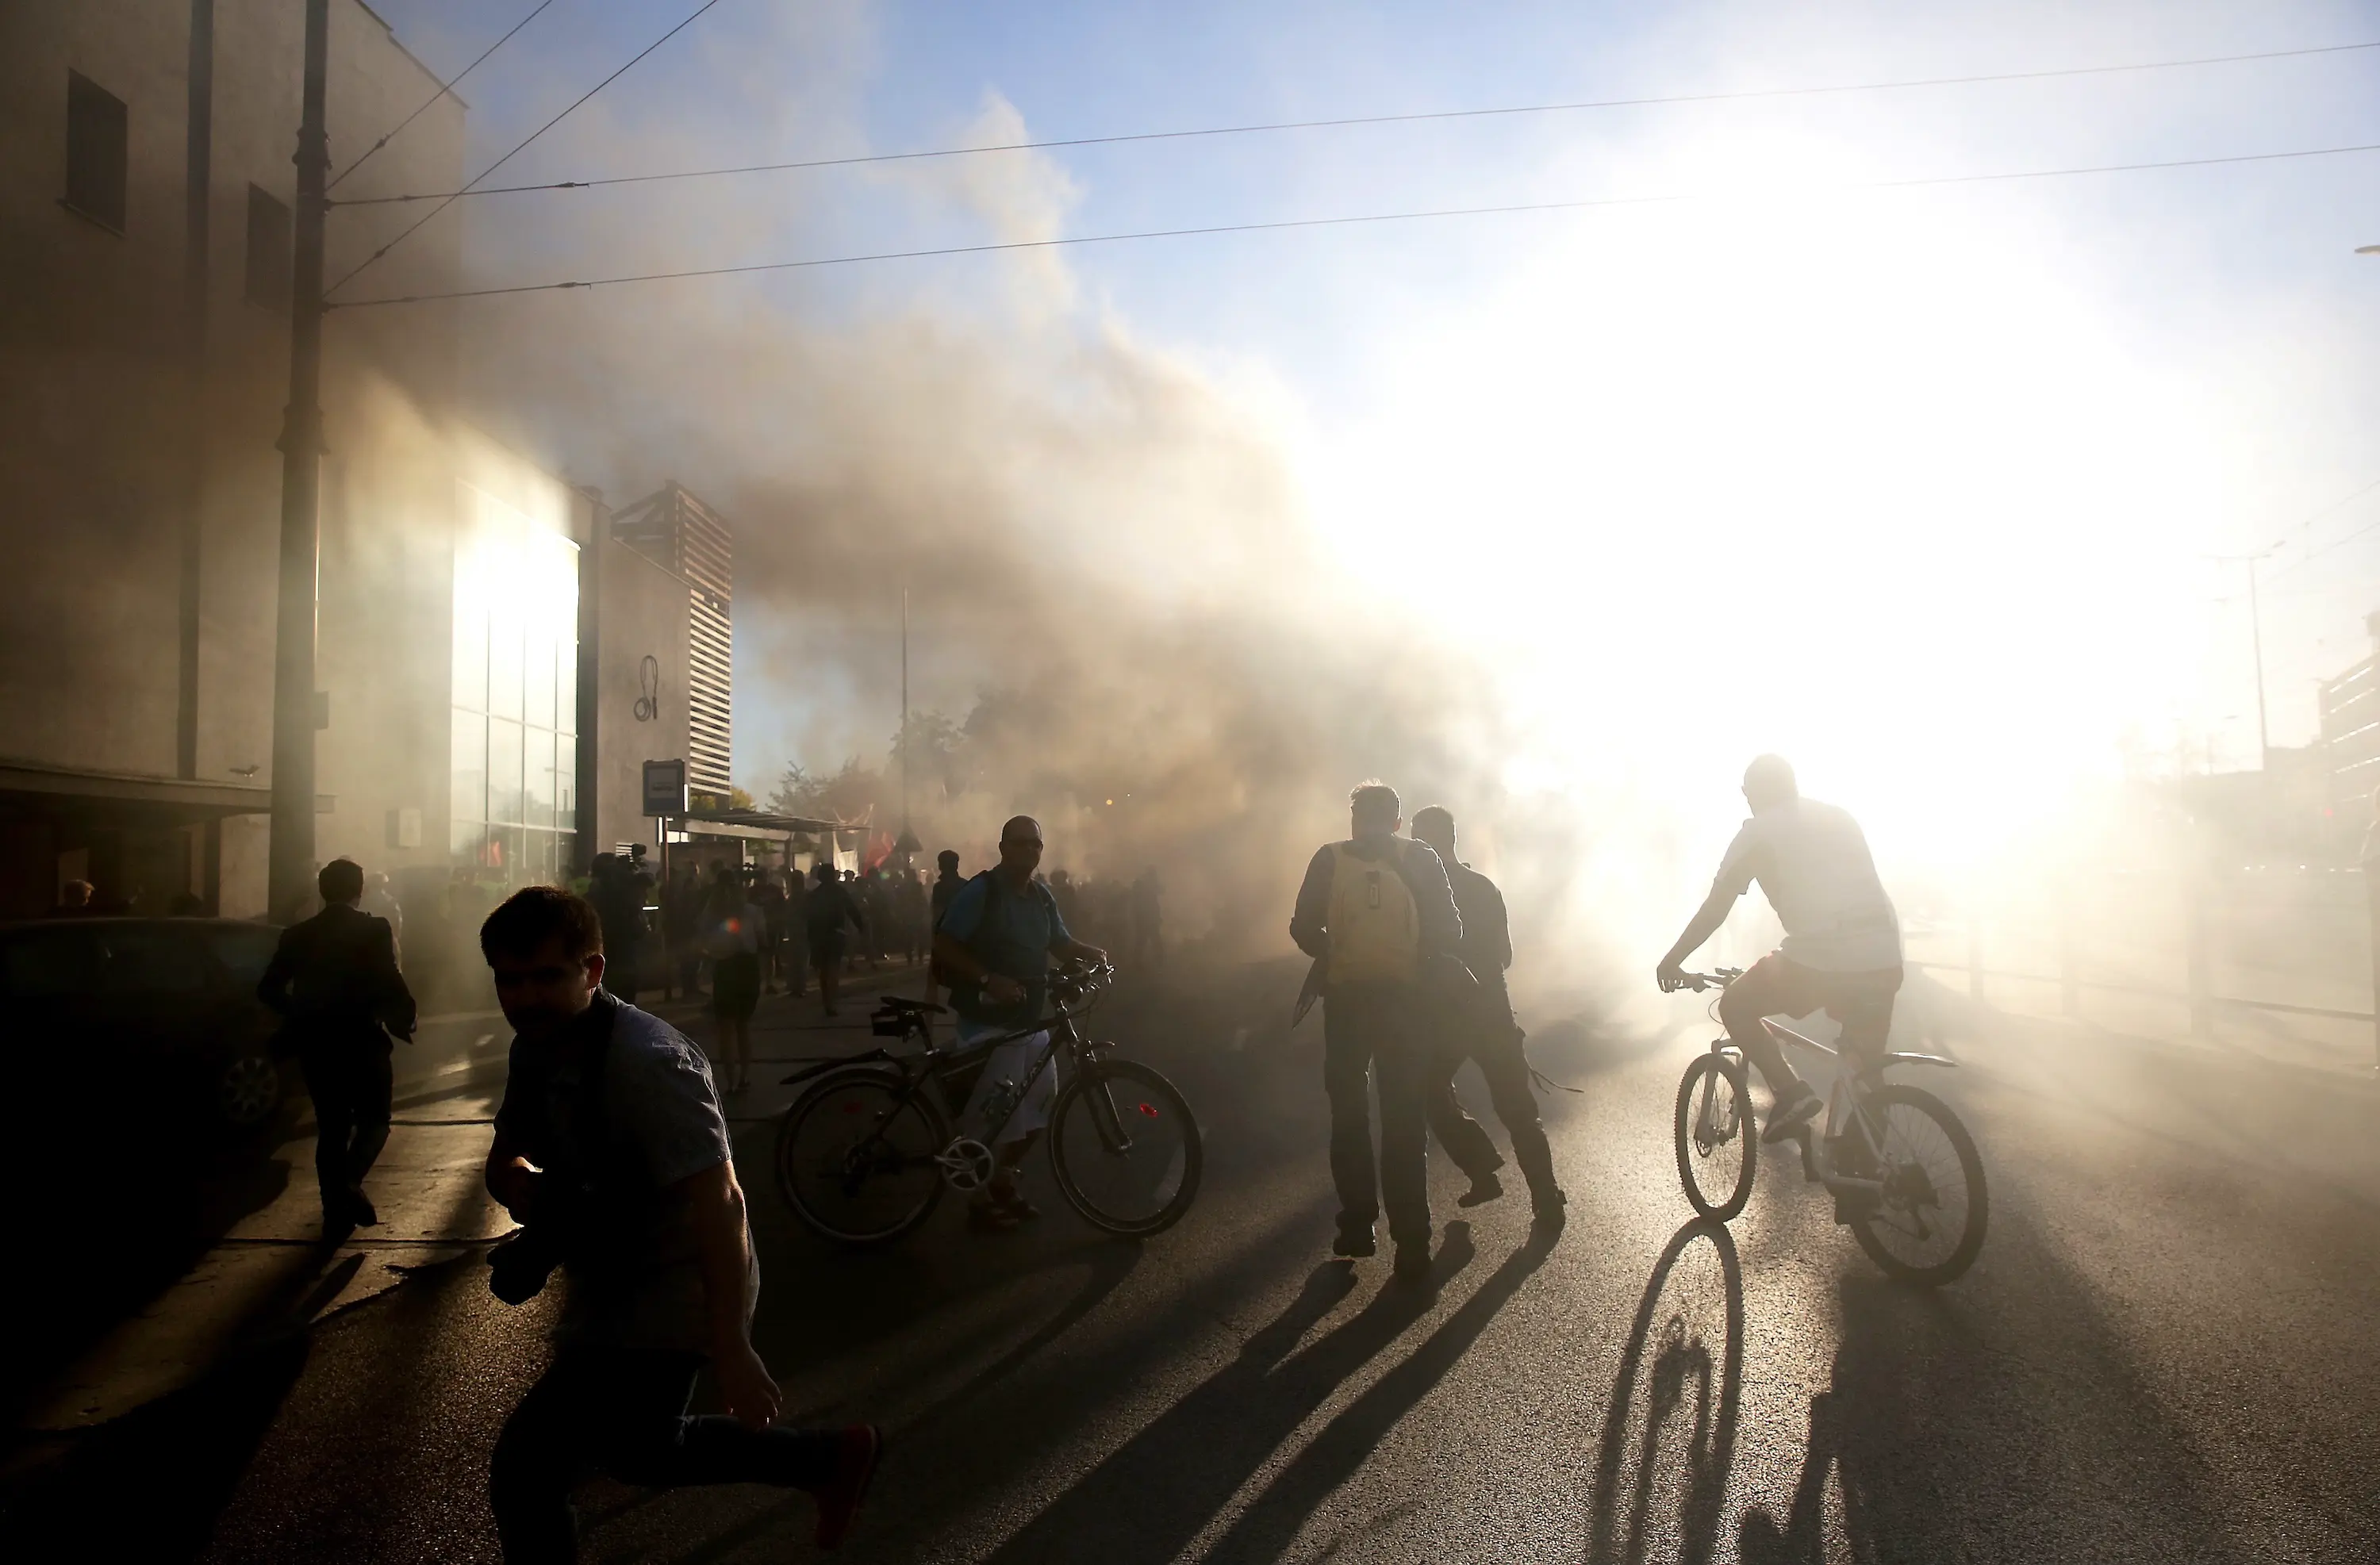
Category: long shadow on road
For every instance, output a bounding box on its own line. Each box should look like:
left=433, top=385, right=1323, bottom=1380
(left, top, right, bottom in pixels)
left=976, top=1229, right=1477, bottom=1565
left=1206, top=1218, right=1558, bottom=1563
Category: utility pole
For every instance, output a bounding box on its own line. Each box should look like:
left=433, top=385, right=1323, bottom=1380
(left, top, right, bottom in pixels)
left=2247, top=554, right=2270, bottom=767
left=2212, top=550, right=2275, bottom=771
left=267, top=0, right=330, bottom=921
left=899, top=587, right=910, bottom=834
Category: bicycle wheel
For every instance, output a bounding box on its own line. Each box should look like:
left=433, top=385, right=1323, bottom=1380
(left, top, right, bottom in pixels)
left=1673, top=1052, right=1756, bottom=1222
left=1049, top=1058, right=1202, bottom=1237
left=774, top=1069, right=950, bottom=1245
left=1847, top=1084, right=1988, bottom=1286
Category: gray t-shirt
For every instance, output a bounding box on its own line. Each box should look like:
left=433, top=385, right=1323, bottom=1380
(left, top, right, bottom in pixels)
left=493, top=994, right=755, bottom=1352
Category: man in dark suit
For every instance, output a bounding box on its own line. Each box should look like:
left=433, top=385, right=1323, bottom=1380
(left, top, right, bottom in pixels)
left=258, top=857, right=417, bottom=1229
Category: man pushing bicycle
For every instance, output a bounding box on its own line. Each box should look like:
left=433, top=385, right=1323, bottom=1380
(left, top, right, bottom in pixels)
left=1656, top=754, right=1904, bottom=1145
left=932, top=815, right=1107, bottom=1231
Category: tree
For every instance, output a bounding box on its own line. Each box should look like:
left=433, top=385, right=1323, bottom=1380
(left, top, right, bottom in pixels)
left=891, top=709, right=969, bottom=802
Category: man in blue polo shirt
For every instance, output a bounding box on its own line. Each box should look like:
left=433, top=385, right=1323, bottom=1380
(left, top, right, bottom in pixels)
left=933, top=815, right=1107, bottom=1230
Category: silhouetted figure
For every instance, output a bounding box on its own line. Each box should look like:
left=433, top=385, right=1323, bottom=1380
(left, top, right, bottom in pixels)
left=257, top=857, right=416, bottom=1229
left=804, top=861, right=865, bottom=1016
left=780, top=863, right=808, bottom=997
left=926, top=850, right=964, bottom=1003
left=588, top=854, right=648, bottom=1004
left=704, top=871, right=765, bottom=1095
left=478, top=887, right=881, bottom=1559
left=933, top=815, right=1108, bottom=1230
left=894, top=868, right=928, bottom=964
left=1658, top=754, right=1904, bottom=1145
left=1410, top=806, right=1564, bottom=1227
left=52, top=879, right=94, bottom=916
left=664, top=863, right=704, bottom=999
left=1288, top=782, right=1461, bottom=1284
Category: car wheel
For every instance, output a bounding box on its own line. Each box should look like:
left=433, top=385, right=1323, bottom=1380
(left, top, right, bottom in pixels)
left=217, top=1051, right=282, bottom=1130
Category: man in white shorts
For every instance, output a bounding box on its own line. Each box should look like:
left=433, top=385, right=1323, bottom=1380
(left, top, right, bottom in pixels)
left=931, top=815, right=1107, bottom=1230
left=1657, top=754, right=1904, bottom=1145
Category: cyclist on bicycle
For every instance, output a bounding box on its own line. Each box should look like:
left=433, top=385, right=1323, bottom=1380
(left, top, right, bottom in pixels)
left=932, top=815, right=1107, bottom=1230
left=1655, top=754, right=1903, bottom=1144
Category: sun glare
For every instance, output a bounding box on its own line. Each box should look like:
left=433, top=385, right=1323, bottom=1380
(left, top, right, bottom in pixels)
left=1307, top=162, right=2226, bottom=877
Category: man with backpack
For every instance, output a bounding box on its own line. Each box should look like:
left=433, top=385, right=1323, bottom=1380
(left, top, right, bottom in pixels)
left=1410, top=805, right=1565, bottom=1230
left=1288, top=782, right=1464, bottom=1284
left=932, top=816, right=1107, bottom=1232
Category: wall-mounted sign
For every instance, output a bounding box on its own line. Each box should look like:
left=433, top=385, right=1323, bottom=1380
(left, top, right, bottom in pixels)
left=642, top=758, right=688, bottom=819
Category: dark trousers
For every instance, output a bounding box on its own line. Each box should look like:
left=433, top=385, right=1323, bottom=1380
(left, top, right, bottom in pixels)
left=1322, top=984, right=1432, bottom=1250
left=1718, top=954, right=1903, bottom=1099
left=300, top=1044, right=393, bottom=1206
left=1428, top=987, right=1559, bottom=1200
left=491, top=1348, right=839, bottom=1563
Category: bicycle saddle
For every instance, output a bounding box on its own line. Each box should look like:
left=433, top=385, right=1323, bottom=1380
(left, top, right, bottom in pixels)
left=876, top=996, right=948, bottom=1016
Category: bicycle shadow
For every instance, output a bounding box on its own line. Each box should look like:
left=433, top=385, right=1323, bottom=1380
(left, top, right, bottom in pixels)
left=1587, top=1218, right=1745, bottom=1565
left=970, top=1226, right=1479, bottom=1565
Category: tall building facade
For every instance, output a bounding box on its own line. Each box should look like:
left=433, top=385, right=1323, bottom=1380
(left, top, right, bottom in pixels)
left=610, top=484, right=734, bottom=798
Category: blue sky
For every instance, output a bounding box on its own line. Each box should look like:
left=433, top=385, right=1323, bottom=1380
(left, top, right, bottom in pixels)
left=357, top=0, right=2380, bottom=838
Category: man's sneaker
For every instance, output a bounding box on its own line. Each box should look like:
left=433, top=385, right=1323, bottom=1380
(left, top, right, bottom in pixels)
left=1762, top=1088, right=1823, bottom=1144
left=345, top=1187, right=379, bottom=1228
left=1456, top=1172, right=1505, bottom=1208
left=1392, top=1244, right=1434, bottom=1287
left=813, top=1424, right=884, bottom=1549
left=1530, top=1189, right=1568, bottom=1231
left=1333, top=1223, right=1376, bottom=1259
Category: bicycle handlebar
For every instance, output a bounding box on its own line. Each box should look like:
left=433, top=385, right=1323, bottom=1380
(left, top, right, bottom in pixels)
left=1672, top=967, right=1745, bottom=993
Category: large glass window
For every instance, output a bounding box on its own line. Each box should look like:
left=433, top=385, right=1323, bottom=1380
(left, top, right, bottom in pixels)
left=451, top=485, right=578, bottom=889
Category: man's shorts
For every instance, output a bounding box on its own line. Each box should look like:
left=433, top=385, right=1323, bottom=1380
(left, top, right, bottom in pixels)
left=953, top=1017, right=1056, bottom=1144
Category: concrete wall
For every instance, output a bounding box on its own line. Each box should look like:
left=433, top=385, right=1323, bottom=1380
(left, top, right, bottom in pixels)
left=593, top=532, right=694, bottom=862
left=0, top=3, right=465, bottom=919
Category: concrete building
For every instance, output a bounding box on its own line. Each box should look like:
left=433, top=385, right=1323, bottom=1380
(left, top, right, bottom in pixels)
left=578, top=483, right=735, bottom=865
left=0, top=2, right=746, bottom=928
left=0, top=0, right=471, bottom=918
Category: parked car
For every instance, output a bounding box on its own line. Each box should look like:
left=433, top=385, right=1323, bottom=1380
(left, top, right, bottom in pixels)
left=0, top=917, right=290, bottom=1138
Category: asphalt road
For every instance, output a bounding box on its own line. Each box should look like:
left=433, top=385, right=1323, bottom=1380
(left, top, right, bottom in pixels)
left=7, top=956, right=2378, bottom=1563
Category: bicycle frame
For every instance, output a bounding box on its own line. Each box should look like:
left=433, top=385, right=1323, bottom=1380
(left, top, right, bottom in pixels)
left=1745, top=1018, right=1959, bottom=1195
left=781, top=965, right=1130, bottom=1188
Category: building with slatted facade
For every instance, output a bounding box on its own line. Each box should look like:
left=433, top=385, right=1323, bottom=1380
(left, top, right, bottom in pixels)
left=2319, top=611, right=2380, bottom=849
left=611, top=484, right=733, bottom=798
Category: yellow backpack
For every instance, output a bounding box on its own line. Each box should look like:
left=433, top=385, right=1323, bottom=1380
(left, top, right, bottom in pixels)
left=1326, top=842, right=1420, bottom=987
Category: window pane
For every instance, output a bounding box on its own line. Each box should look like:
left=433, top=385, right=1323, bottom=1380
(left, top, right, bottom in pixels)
left=65, top=72, right=128, bottom=231
left=488, top=717, right=524, bottom=825
left=451, top=539, right=487, bottom=712
left=0, top=928, right=106, bottom=998
left=488, top=594, right=524, bottom=722
left=555, top=741, right=577, bottom=833
left=103, top=928, right=209, bottom=992
left=450, top=708, right=486, bottom=825
left=524, top=623, right=555, bottom=731
left=451, top=819, right=486, bottom=864
left=524, top=727, right=556, bottom=830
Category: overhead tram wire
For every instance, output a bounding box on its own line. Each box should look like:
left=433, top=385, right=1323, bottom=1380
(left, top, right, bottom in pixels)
left=327, top=138, right=2380, bottom=311
left=327, top=0, right=559, bottom=192
left=324, top=0, right=731, bottom=299
left=2263, top=474, right=2380, bottom=579
left=324, top=37, right=2380, bottom=209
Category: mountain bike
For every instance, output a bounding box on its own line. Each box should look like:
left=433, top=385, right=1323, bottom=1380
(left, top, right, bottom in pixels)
left=1671, top=968, right=1987, bottom=1285
left=771, top=960, right=1202, bottom=1245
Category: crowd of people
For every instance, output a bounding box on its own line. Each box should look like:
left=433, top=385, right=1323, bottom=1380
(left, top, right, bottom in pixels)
left=239, top=752, right=1895, bottom=1561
